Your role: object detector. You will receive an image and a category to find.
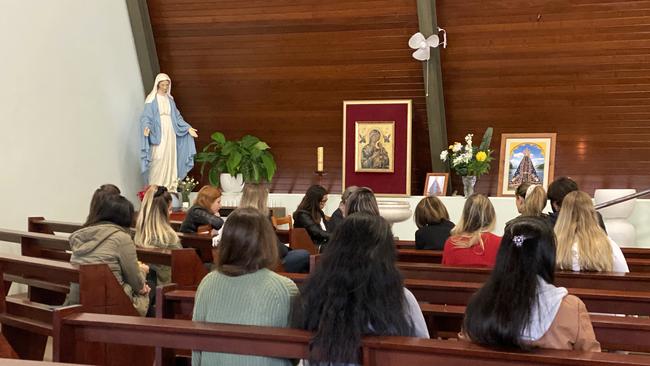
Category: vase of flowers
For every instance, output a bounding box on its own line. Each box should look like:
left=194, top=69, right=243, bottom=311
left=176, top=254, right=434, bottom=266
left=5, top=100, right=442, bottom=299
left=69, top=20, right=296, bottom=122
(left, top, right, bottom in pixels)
left=440, top=127, right=493, bottom=198
left=177, top=176, right=198, bottom=208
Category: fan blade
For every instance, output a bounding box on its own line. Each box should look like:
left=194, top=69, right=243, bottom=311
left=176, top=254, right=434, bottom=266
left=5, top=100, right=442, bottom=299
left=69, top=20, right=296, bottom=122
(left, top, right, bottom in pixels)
left=408, top=32, right=426, bottom=49
left=425, top=34, right=440, bottom=48
left=412, top=48, right=430, bottom=61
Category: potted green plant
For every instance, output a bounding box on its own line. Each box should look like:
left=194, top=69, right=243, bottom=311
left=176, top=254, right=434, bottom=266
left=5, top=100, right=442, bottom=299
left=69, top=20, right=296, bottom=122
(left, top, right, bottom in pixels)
left=194, top=132, right=277, bottom=193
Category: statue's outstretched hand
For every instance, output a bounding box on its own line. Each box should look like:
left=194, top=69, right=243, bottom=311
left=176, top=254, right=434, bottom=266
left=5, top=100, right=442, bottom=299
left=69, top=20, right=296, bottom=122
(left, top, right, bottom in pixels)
left=144, top=127, right=150, bottom=137
left=189, top=128, right=198, bottom=138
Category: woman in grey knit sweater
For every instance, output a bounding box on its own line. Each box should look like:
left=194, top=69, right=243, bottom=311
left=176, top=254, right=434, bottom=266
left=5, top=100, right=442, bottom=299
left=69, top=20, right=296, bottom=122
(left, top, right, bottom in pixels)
left=192, top=208, right=298, bottom=366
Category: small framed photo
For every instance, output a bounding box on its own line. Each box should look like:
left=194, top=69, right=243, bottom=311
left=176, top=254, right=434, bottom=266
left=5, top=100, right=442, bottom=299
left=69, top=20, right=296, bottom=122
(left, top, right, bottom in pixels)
left=423, top=173, right=449, bottom=196
left=497, top=133, right=557, bottom=196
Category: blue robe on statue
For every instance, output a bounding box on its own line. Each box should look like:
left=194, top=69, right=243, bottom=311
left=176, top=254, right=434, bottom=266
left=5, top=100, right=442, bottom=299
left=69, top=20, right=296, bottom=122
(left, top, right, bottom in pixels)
left=139, top=96, right=196, bottom=185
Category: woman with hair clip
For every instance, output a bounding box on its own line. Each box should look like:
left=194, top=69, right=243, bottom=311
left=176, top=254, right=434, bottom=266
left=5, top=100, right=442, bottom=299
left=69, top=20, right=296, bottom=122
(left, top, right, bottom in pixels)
left=293, top=213, right=428, bottom=365
left=414, top=196, right=454, bottom=250
left=555, top=191, right=628, bottom=272
left=506, top=183, right=551, bottom=227
left=293, top=185, right=331, bottom=246
left=84, top=184, right=121, bottom=226
left=134, top=185, right=182, bottom=285
left=180, top=185, right=224, bottom=233
left=462, top=216, right=600, bottom=351
left=192, top=208, right=298, bottom=366
left=240, top=183, right=310, bottom=273
left=67, top=194, right=150, bottom=316
left=344, top=187, right=380, bottom=216
left=442, top=194, right=501, bottom=267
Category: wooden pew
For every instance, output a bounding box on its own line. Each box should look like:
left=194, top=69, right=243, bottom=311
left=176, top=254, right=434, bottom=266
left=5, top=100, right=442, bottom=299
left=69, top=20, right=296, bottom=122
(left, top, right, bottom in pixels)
left=54, top=312, right=650, bottom=366
left=27, top=217, right=215, bottom=263
left=0, top=361, right=90, bottom=366
left=1, top=229, right=208, bottom=294
left=0, top=253, right=153, bottom=365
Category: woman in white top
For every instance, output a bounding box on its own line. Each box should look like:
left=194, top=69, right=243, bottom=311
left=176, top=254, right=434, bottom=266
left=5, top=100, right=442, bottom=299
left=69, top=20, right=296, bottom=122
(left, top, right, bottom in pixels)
left=555, top=191, right=629, bottom=272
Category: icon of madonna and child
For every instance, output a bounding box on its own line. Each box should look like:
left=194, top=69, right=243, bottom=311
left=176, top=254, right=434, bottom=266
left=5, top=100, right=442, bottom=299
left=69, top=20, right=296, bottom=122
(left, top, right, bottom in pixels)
left=355, top=121, right=395, bottom=173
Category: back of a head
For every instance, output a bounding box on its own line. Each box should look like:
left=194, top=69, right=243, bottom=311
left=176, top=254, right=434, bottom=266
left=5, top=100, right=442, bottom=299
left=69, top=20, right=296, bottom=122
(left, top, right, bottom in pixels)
left=194, top=185, right=221, bottom=211
left=463, top=216, right=556, bottom=350
left=414, top=196, right=449, bottom=229
left=84, top=184, right=121, bottom=226
left=88, top=194, right=134, bottom=228
left=217, top=207, right=278, bottom=276
left=296, top=185, right=327, bottom=220
left=239, top=183, right=269, bottom=215
left=554, top=191, right=612, bottom=271
left=134, top=185, right=177, bottom=247
left=297, top=213, right=411, bottom=363
left=340, top=185, right=359, bottom=206
left=450, top=194, right=496, bottom=247
left=547, top=177, right=578, bottom=210
left=516, top=184, right=547, bottom=217
left=344, top=187, right=380, bottom=216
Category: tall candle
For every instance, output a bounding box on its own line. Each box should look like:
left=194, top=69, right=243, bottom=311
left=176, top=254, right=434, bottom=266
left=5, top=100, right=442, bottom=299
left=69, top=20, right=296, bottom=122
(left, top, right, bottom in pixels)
left=317, top=147, right=324, bottom=172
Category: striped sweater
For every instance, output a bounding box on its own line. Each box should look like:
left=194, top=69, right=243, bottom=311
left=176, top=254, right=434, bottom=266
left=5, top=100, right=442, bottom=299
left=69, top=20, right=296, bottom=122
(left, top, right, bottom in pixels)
left=192, top=268, right=299, bottom=366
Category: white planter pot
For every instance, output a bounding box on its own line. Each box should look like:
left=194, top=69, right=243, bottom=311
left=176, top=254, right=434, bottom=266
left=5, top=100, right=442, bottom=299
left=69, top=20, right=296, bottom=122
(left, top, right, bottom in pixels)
left=220, top=173, right=244, bottom=193
left=594, top=189, right=637, bottom=247
left=377, top=200, right=412, bottom=225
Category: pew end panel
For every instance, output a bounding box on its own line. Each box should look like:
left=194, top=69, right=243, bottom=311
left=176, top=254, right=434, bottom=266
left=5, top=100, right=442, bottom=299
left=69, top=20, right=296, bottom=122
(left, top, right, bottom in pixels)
left=171, top=249, right=208, bottom=289
left=289, top=228, right=319, bottom=255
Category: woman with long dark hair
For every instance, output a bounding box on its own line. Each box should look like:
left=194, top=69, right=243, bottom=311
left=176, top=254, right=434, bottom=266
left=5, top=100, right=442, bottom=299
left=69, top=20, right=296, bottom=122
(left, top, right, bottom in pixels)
left=293, top=213, right=428, bottom=364
left=293, top=185, right=331, bottom=246
left=84, top=184, right=121, bottom=226
left=462, top=216, right=600, bottom=351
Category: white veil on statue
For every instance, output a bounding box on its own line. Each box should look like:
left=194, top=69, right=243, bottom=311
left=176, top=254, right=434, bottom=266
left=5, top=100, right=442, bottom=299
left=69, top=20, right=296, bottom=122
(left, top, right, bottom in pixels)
left=145, top=73, right=173, bottom=104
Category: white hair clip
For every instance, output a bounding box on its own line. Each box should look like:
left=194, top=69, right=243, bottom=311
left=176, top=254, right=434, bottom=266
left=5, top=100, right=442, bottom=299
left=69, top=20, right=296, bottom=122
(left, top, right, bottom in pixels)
left=513, top=235, right=526, bottom=247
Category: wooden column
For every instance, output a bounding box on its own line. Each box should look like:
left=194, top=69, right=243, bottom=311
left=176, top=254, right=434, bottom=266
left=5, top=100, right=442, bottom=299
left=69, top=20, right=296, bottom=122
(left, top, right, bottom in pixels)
left=125, top=0, right=160, bottom=90
left=416, top=0, right=448, bottom=173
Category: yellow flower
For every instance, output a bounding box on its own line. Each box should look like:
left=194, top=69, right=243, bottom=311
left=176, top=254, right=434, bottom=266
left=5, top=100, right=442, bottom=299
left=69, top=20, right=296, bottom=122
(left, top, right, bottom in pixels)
left=476, top=151, right=487, bottom=162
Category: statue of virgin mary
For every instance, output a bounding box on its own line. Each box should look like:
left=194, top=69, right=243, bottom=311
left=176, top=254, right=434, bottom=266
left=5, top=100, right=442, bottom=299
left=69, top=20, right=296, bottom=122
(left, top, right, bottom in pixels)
left=140, top=73, right=197, bottom=190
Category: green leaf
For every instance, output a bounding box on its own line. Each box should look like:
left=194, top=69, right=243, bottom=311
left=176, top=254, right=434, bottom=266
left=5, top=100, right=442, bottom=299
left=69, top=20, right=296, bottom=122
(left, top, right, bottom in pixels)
left=254, top=141, right=270, bottom=151
left=251, top=163, right=260, bottom=183
left=208, top=166, right=220, bottom=187
left=222, top=141, right=236, bottom=155
left=240, top=135, right=260, bottom=148
left=479, top=127, right=493, bottom=152
left=249, top=148, right=262, bottom=158
left=226, top=151, right=242, bottom=175
left=211, top=132, right=226, bottom=145
left=260, top=153, right=276, bottom=181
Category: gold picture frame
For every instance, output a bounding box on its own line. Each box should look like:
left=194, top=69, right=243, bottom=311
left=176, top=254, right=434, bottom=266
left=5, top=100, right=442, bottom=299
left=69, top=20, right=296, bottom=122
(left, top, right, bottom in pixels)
left=497, top=133, right=557, bottom=196
left=354, top=121, right=395, bottom=173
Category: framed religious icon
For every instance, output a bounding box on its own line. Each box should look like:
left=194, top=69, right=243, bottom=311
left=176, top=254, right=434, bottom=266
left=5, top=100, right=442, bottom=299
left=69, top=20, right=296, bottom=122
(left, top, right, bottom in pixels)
left=343, top=100, right=412, bottom=196
left=355, top=121, right=395, bottom=173
left=497, top=133, right=557, bottom=196
left=423, top=173, right=449, bottom=196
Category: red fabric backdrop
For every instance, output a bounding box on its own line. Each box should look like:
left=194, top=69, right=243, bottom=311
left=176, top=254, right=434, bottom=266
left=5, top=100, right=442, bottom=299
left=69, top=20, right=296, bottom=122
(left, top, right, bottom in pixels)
left=344, top=102, right=410, bottom=195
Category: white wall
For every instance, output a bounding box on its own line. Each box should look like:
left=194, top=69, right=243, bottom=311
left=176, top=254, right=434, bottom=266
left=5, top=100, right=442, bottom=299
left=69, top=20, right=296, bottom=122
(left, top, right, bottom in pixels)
left=0, top=1, right=144, bottom=235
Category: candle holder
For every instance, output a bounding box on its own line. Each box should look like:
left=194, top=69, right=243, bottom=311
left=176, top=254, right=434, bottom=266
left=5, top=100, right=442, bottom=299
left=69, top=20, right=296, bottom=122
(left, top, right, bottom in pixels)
left=314, top=170, right=327, bottom=186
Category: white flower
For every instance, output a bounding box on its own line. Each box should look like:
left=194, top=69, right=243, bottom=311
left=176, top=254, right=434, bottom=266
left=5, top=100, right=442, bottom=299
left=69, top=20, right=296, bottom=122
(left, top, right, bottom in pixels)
left=465, top=134, right=473, bottom=146
left=440, top=150, right=448, bottom=161
left=452, top=142, right=462, bottom=152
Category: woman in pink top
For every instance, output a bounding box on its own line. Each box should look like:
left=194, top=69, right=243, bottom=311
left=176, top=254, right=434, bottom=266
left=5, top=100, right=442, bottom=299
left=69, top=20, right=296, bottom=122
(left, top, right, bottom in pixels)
left=442, top=194, right=502, bottom=267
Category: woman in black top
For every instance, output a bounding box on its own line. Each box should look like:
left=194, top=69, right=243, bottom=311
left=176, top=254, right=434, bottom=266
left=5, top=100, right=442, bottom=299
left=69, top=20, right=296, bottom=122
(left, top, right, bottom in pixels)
left=180, top=186, right=225, bottom=233
left=414, top=196, right=454, bottom=250
left=293, top=185, right=330, bottom=246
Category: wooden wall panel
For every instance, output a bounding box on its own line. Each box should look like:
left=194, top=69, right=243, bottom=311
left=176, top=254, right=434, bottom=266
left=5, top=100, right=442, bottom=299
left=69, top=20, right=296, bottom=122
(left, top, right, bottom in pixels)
left=148, top=0, right=650, bottom=195
left=147, top=0, right=429, bottom=194
left=438, top=0, right=650, bottom=195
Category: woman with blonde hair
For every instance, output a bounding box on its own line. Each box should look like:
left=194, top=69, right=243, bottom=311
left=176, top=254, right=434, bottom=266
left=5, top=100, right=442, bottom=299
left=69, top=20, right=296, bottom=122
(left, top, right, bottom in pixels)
left=414, top=196, right=454, bottom=250
left=554, top=191, right=628, bottom=272
left=442, top=194, right=501, bottom=267
left=134, top=185, right=182, bottom=285
left=515, top=183, right=548, bottom=217
left=180, top=185, right=224, bottom=233
left=240, top=183, right=310, bottom=273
